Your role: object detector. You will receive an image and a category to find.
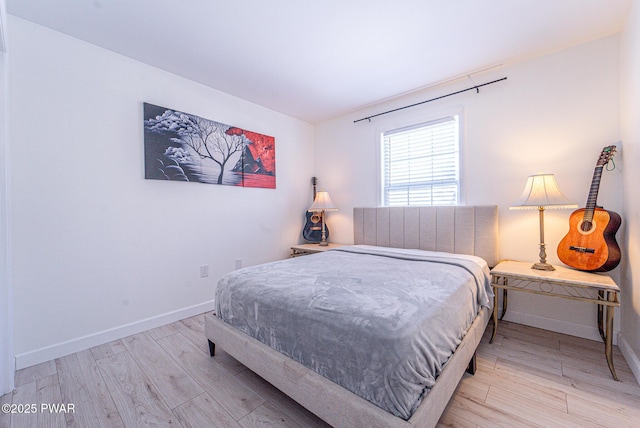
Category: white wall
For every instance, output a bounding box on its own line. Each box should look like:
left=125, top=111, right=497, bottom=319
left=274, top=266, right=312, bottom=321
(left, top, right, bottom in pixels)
left=316, top=35, right=623, bottom=343
left=619, top=2, right=640, bottom=381
left=8, top=16, right=315, bottom=369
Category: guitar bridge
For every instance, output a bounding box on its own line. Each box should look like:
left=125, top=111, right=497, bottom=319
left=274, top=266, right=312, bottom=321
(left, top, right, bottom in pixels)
left=569, top=246, right=595, bottom=254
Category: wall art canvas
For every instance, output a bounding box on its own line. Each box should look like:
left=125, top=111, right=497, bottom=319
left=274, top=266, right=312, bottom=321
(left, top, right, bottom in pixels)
left=143, top=103, right=276, bottom=188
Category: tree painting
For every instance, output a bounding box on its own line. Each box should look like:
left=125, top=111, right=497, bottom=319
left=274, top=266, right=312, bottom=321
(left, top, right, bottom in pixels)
left=143, top=103, right=275, bottom=188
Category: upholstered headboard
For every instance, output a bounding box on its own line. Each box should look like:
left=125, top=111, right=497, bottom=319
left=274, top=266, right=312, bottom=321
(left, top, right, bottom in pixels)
left=353, top=206, right=499, bottom=267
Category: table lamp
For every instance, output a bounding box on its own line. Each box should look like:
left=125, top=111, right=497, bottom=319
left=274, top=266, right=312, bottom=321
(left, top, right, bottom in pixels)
left=510, top=173, right=577, bottom=270
left=308, top=191, right=337, bottom=246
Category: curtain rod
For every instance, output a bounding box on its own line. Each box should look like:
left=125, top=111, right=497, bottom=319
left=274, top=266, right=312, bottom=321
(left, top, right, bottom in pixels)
left=353, top=76, right=507, bottom=123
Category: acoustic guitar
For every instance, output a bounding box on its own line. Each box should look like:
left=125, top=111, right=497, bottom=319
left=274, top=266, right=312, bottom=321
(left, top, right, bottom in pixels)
left=557, top=146, right=621, bottom=272
left=302, top=177, right=329, bottom=242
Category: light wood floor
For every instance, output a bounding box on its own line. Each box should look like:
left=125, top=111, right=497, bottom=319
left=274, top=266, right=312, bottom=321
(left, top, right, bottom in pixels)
left=1, top=314, right=639, bottom=427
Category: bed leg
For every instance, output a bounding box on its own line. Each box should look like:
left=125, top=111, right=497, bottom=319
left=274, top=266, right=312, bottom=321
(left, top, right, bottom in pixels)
left=208, top=340, right=216, bottom=357
left=466, top=352, right=477, bottom=375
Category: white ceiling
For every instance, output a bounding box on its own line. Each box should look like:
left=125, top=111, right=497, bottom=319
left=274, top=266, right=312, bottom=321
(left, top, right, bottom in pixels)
left=5, top=0, right=632, bottom=123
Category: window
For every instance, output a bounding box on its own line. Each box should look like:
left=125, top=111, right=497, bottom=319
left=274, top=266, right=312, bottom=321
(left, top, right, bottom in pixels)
left=381, top=115, right=460, bottom=206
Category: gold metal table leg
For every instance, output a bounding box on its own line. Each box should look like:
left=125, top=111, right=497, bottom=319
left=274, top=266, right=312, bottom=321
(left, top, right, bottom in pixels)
left=605, top=291, right=619, bottom=381
left=491, top=285, right=499, bottom=343
left=500, top=289, right=508, bottom=320
left=597, top=290, right=605, bottom=342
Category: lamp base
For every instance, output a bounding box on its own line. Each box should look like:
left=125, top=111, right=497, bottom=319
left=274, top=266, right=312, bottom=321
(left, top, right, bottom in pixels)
left=531, top=262, right=555, bottom=271
left=319, top=241, right=328, bottom=247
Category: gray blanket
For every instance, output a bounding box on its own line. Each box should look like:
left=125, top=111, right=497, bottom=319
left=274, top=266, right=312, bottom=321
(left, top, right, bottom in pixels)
left=215, top=245, right=493, bottom=420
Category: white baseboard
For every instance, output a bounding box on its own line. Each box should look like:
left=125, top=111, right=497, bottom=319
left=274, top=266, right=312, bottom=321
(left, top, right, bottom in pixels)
left=501, top=310, right=617, bottom=344
left=618, top=333, right=640, bottom=385
left=15, top=300, right=215, bottom=370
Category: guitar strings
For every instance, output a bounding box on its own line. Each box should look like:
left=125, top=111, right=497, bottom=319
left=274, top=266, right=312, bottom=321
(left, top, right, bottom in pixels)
left=579, top=158, right=613, bottom=258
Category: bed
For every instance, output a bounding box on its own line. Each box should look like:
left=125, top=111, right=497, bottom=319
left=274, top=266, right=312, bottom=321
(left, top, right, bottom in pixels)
left=205, top=205, right=498, bottom=427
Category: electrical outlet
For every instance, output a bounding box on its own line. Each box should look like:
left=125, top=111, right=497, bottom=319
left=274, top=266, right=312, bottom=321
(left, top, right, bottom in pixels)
left=235, top=259, right=243, bottom=270
left=200, top=265, right=209, bottom=278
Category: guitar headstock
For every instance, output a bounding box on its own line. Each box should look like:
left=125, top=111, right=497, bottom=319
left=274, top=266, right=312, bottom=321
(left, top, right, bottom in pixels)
left=596, top=145, right=616, bottom=167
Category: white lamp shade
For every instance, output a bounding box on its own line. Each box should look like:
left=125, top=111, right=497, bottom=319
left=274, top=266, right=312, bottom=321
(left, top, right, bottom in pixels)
left=308, top=191, right=338, bottom=212
left=510, top=173, right=577, bottom=210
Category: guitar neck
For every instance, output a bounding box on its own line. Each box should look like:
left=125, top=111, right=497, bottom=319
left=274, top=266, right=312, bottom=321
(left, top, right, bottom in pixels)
left=584, top=166, right=603, bottom=219
left=311, top=176, right=317, bottom=202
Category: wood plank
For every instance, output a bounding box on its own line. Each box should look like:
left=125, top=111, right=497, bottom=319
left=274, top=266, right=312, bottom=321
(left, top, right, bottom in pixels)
left=0, top=391, right=12, bottom=428
left=238, top=401, right=301, bottom=428
left=499, top=326, right=562, bottom=350
left=56, top=352, right=102, bottom=428
left=171, top=315, right=210, bottom=355
left=75, top=349, right=124, bottom=428
left=442, top=392, right=537, bottom=428
left=558, top=370, right=640, bottom=411
left=147, top=323, right=179, bottom=341
left=95, top=351, right=178, bottom=427
left=9, top=381, right=37, bottom=428
left=476, top=348, right=498, bottom=370
left=483, top=342, right=563, bottom=377
left=472, top=364, right=568, bottom=413
left=439, top=371, right=521, bottom=428
left=485, top=385, right=600, bottom=428
left=172, top=314, right=247, bottom=375
left=121, top=332, right=204, bottom=409
left=56, top=350, right=125, bottom=428
left=559, top=338, right=628, bottom=369
left=437, top=382, right=485, bottom=428
left=172, top=392, right=241, bottom=428
left=566, top=390, right=640, bottom=426
left=209, top=349, right=247, bottom=377
left=35, top=374, right=66, bottom=428
left=561, top=358, right=640, bottom=394
left=236, top=369, right=329, bottom=428
left=453, top=373, right=490, bottom=403
left=157, top=332, right=264, bottom=421
left=436, top=409, right=478, bottom=428
left=14, top=360, right=56, bottom=387
left=89, top=340, right=126, bottom=361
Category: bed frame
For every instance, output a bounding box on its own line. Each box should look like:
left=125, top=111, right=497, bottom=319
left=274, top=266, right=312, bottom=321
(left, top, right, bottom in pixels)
left=205, top=206, right=498, bottom=428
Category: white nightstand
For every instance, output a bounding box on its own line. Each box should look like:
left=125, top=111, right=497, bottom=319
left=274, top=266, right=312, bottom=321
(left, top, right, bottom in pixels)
left=290, top=243, right=347, bottom=257
left=490, top=260, right=620, bottom=380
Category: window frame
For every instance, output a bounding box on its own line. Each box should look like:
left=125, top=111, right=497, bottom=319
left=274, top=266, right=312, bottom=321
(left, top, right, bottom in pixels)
left=378, top=112, right=464, bottom=207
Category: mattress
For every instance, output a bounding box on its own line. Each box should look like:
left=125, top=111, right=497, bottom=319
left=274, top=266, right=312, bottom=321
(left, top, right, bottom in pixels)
left=215, top=245, right=493, bottom=420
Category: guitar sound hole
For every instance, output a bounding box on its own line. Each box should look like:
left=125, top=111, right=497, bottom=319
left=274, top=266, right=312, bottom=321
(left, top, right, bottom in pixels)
left=578, top=220, right=596, bottom=234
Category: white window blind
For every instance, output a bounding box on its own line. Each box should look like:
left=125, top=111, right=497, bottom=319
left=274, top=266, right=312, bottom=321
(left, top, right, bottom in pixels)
left=382, top=116, right=459, bottom=206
